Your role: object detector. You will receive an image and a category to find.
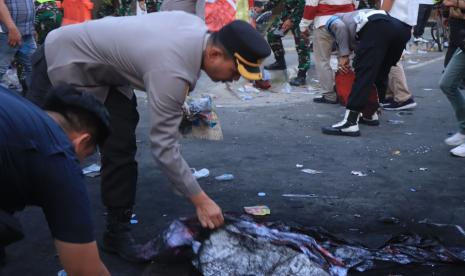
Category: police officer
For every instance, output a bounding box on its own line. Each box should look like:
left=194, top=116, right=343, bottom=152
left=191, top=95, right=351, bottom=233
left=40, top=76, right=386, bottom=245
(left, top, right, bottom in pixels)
left=0, top=85, right=111, bottom=275
left=255, top=0, right=311, bottom=86
left=27, top=14, right=271, bottom=262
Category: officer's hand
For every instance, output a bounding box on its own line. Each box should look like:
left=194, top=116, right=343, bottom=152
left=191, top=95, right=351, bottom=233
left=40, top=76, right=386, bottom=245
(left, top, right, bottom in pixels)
left=281, top=19, right=294, bottom=32
left=191, top=192, right=224, bottom=229
left=8, top=26, right=21, bottom=47
left=138, top=0, right=146, bottom=11
left=338, top=56, right=350, bottom=74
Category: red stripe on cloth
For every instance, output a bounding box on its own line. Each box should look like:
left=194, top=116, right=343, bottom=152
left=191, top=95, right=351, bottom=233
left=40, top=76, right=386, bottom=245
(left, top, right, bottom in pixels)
left=303, top=3, right=355, bottom=20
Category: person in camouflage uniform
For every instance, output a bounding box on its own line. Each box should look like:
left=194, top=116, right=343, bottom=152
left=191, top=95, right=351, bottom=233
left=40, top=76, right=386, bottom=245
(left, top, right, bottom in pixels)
left=35, top=0, right=63, bottom=45
left=257, top=0, right=310, bottom=86
left=138, top=0, right=163, bottom=13
left=97, top=0, right=134, bottom=18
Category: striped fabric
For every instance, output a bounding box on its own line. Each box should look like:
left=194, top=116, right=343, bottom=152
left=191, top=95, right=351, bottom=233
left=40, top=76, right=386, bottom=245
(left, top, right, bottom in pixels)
left=0, top=0, right=35, bottom=35
left=300, top=0, right=355, bottom=30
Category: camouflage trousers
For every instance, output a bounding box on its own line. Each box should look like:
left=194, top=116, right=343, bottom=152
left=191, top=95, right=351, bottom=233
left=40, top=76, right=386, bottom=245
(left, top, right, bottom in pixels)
left=97, top=0, right=134, bottom=18
left=143, top=0, right=163, bottom=13
left=35, top=1, right=63, bottom=45
left=266, top=15, right=310, bottom=71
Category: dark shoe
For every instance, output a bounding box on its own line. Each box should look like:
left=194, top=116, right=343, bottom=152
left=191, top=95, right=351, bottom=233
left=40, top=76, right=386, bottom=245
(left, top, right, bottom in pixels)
left=0, top=247, right=5, bottom=266
left=102, top=208, right=146, bottom=263
left=383, top=98, right=417, bottom=111
left=322, top=110, right=360, bottom=136
left=359, top=112, right=380, bottom=126
left=289, top=71, right=307, bottom=86
left=313, top=96, right=338, bottom=104
left=264, top=59, right=286, bottom=70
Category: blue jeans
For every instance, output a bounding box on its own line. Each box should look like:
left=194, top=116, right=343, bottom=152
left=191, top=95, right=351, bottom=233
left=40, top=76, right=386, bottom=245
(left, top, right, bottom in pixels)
left=0, top=33, right=37, bottom=90
left=439, top=49, right=465, bottom=134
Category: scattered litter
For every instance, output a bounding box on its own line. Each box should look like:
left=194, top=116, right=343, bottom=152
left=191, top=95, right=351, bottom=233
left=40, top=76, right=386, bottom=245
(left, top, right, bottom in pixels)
left=241, top=95, right=253, bottom=101
left=392, top=150, right=401, bottom=156
left=377, top=216, right=400, bottom=224
left=423, top=88, right=433, bottom=91
left=396, top=111, right=413, bottom=116
left=387, top=119, right=404, bottom=125
left=192, top=168, right=210, bottom=179
left=418, top=50, right=428, bottom=54
left=282, top=194, right=338, bottom=199
left=419, top=167, right=428, bottom=171
left=354, top=214, right=361, bottom=218
left=82, top=163, right=101, bottom=177
left=410, top=188, right=417, bottom=192
left=405, top=132, right=414, bottom=136
left=238, top=85, right=260, bottom=94
left=138, top=215, right=465, bottom=275
left=130, top=213, right=138, bottom=224
left=407, top=60, right=419, bottom=64
left=215, top=174, right=234, bottom=181
left=301, top=169, right=323, bottom=174
left=281, top=83, right=292, bottom=93
left=296, top=164, right=304, bottom=168
left=351, top=171, right=367, bottom=177
left=243, top=205, right=271, bottom=216
left=257, top=192, right=266, bottom=197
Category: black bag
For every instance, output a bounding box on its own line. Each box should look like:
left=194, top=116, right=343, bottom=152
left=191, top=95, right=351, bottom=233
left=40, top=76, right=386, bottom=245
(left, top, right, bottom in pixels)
left=0, top=210, right=24, bottom=247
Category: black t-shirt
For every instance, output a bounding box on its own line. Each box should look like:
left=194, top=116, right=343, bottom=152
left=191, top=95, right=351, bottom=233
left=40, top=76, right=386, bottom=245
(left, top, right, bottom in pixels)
left=0, top=87, right=94, bottom=243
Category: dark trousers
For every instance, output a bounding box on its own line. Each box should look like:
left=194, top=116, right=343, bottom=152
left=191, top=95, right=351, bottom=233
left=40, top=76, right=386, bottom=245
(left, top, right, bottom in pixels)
left=347, top=17, right=411, bottom=111
left=413, top=4, right=433, bottom=38
left=26, top=47, right=140, bottom=210
left=101, top=89, right=139, bottom=209
left=445, top=18, right=465, bottom=67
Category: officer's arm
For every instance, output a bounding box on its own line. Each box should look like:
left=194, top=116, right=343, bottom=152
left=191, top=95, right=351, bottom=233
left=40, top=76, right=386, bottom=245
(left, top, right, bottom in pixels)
left=55, top=240, right=110, bottom=276
left=329, top=19, right=351, bottom=57
left=0, top=0, right=21, bottom=46
left=289, top=0, right=306, bottom=27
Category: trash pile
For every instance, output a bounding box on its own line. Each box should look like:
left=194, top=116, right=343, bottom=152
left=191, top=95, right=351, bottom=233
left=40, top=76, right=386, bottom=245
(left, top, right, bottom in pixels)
left=179, top=95, right=223, bottom=140
left=137, top=215, right=465, bottom=276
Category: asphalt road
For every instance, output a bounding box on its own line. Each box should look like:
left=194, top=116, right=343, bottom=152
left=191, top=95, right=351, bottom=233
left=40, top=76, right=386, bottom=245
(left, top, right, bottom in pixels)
left=2, top=51, right=465, bottom=276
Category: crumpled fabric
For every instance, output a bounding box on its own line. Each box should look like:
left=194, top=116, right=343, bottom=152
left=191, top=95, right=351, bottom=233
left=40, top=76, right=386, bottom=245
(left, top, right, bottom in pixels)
left=137, top=215, right=465, bottom=276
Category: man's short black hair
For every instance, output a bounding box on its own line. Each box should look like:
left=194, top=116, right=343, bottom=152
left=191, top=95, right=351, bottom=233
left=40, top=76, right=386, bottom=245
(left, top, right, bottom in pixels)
left=42, top=85, right=111, bottom=147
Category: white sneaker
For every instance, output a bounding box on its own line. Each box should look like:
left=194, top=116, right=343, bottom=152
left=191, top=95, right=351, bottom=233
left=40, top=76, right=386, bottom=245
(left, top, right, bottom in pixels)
left=445, top=132, right=465, bottom=146
left=413, top=36, right=428, bottom=43
left=450, top=143, right=465, bottom=157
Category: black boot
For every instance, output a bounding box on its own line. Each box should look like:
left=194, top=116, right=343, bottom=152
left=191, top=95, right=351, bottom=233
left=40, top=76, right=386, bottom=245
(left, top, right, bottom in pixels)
left=289, top=70, right=307, bottom=86
left=0, top=247, right=5, bottom=266
left=102, top=208, right=146, bottom=263
left=264, top=57, right=286, bottom=70
left=322, top=110, right=360, bottom=136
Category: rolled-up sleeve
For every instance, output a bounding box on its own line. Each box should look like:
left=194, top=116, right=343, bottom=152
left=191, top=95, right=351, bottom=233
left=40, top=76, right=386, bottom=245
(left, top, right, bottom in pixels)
left=143, top=70, right=203, bottom=197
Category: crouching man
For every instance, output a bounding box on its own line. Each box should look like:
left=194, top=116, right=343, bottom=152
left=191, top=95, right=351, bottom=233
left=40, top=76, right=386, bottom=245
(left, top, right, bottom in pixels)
left=0, top=85, right=111, bottom=275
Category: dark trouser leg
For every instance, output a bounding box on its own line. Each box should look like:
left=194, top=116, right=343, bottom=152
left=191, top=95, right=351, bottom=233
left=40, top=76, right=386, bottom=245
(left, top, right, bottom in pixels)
left=25, top=46, right=52, bottom=107
left=100, top=89, right=145, bottom=263
left=101, top=89, right=139, bottom=209
left=266, top=16, right=286, bottom=62
left=445, top=18, right=465, bottom=67
left=413, top=4, right=433, bottom=38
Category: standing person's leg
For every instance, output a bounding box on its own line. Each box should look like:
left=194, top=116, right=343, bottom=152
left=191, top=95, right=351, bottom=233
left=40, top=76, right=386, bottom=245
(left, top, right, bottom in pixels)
left=264, top=16, right=287, bottom=70
left=445, top=18, right=465, bottom=67
left=0, top=33, right=19, bottom=88
left=439, top=50, right=465, bottom=155
left=100, top=89, right=143, bottom=262
left=312, top=27, right=337, bottom=103
left=289, top=24, right=310, bottom=86
left=413, top=4, right=433, bottom=41
left=14, top=35, right=37, bottom=93
left=383, top=62, right=417, bottom=110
